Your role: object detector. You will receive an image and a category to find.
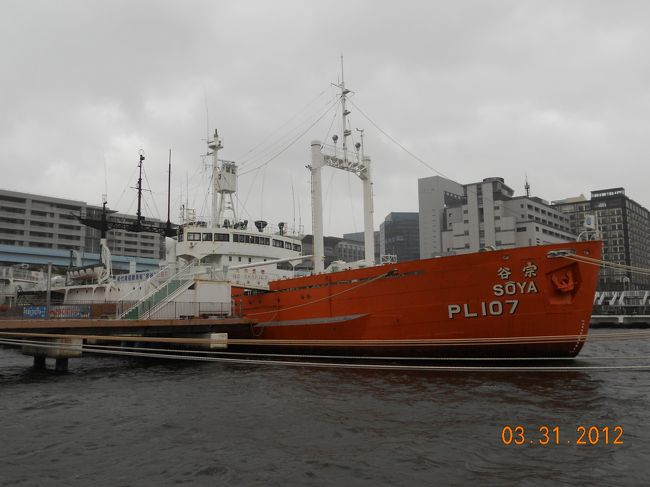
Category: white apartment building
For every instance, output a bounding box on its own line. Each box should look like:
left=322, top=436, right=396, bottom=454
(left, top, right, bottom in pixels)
left=419, top=176, right=575, bottom=257
left=418, top=176, right=464, bottom=258
left=0, top=188, right=167, bottom=262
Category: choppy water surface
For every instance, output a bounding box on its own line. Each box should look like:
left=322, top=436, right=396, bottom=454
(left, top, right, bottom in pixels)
left=1, top=329, right=649, bottom=486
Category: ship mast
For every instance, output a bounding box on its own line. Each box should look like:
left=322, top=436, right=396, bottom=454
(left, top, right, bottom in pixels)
left=208, top=129, right=239, bottom=228
left=309, top=59, right=375, bottom=272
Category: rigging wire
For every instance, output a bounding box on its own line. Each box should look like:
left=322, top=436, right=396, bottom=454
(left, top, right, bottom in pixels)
left=239, top=96, right=341, bottom=177
left=348, top=99, right=571, bottom=232
left=260, top=165, right=267, bottom=219
left=114, top=165, right=139, bottom=209
left=141, top=165, right=161, bottom=220
left=350, top=99, right=443, bottom=177
left=241, top=166, right=263, bottom=215
left=234, top=193, right=255, bottom=224
left=236, top=86, right=331, bottom=164
left=124, top=195, right=137, bottom=215
left=324, top=161, right=337, bottom=230
left=238, top=93, right=340, bottom=167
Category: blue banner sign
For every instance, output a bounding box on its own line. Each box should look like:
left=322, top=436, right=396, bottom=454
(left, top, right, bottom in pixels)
left=22, top=305, right=91, bottom=319
left=23, top=306, right=47, bottom=319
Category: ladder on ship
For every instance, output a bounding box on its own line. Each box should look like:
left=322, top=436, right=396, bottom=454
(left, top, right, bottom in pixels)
left=120, top=260, right=199, bottom=320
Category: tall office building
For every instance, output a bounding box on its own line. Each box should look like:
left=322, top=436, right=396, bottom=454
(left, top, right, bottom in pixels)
left=418, top=176, right=464, bottom=258
left=379, top=212, right=419, bottom=262
left=553, top=188, right=650, bottom=290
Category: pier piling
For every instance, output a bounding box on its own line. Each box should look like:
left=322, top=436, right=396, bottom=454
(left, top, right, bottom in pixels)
left=33, top=356, right=46, bottom=370
left=55, top=358, right=68, bottom=373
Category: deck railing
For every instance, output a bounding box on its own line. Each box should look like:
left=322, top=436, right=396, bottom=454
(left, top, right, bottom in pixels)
left=0, top=300, right=236, bottom=321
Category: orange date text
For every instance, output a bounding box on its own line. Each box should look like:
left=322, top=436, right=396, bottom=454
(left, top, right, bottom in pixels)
left=500, top=425, right=624, bottom=446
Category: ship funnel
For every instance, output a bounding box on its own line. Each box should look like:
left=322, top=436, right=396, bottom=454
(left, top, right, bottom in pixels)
left=254, top=220, right=268, bottom=232
left=278, top=222, right=285, bottom=236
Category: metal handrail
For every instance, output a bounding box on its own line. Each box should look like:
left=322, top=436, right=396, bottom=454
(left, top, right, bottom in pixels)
left=119, top=259, right=199, bottom=319
left=116, top=263, right=174, bottom=303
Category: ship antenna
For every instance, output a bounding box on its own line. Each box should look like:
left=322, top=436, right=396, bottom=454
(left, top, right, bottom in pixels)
left=103, top=155, right=108, bottom=207
left=166, top=148, right=172, bottom=235
left=291, top=176, right=296, bottom=234
left=204, top=88, right=211, bottom=144
left=136, top=149, right=145, bottom=229
left=339, top=54, right=351, bottom=164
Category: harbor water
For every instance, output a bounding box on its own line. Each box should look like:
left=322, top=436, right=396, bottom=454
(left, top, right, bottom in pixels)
left=1, top=328, right=649, bottom=486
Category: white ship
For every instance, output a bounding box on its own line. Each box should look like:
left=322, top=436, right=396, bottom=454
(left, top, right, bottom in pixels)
left=19, top=129, right=309, bottom=320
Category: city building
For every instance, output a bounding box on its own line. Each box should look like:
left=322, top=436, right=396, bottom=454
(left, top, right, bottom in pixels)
left=300, top=235, right=366, bottom=270
left=0, top=189, right=168, bottom=271
left=418, top=176, right=574, bottom=257
left=418, top=176, right=464, bottom=258
left=553, top=188, right=650, bottom=290
left=379, top=212, right=419, bottom=262
left=342, top=231, right=380, bottom=263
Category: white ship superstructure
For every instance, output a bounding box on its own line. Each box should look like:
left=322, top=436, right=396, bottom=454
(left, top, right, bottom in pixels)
left=174, top=129, right=305, bottom=289
left=13, top=127, right=308, bottom=321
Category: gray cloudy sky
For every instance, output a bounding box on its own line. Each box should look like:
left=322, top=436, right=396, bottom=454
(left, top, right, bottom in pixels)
left=2, top=0, right=649, bottom=237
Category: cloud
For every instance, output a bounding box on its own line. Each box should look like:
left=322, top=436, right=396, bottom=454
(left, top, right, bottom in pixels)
left=1, top=0, right=649, bottom=237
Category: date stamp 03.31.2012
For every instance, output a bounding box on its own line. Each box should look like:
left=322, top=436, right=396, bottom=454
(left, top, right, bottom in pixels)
left=500, top=425, right=624, bottom=446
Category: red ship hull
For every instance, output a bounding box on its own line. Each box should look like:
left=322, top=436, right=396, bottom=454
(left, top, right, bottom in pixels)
left=233, top=241, right=602, bottom=358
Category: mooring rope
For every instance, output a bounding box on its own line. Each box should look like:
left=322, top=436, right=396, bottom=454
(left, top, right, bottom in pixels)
left=3, top=337, right=650, bottom=363
left=2, top=330, right=650, bottom=347
left=563, top=253, right=650, bottom=277
left=3, top=338, right=650, bottom=372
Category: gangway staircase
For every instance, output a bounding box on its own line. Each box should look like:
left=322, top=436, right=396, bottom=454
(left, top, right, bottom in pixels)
left=120, top=260, right=199, bottom=320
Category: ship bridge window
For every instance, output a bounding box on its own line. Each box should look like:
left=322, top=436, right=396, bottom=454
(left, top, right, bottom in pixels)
left=284, top=242, right=292, bottom=249
left=202, top=233, right=213, bottom=241
left=187, top=232, right=201, bottom=241
left=215, top=233, right=229, bottom=242
left=273, top=239, right=284, bottom=248
left=293, top=244, right=301, bottom=252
